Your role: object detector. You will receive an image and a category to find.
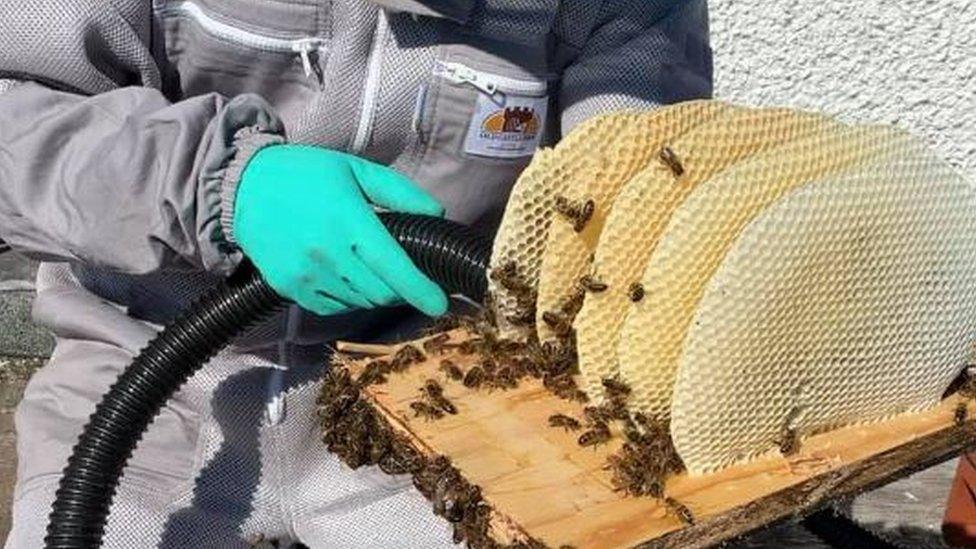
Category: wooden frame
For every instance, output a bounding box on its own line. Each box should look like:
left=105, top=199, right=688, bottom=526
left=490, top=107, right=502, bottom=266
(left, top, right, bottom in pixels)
left=327, top=332, right=976, bottom=548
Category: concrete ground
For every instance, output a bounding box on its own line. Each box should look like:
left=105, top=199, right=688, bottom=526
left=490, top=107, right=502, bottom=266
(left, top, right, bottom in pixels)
left=0, top=253, right=962, bottom=547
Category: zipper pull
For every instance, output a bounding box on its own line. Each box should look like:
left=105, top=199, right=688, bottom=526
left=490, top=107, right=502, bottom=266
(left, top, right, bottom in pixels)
left=291, top=38, right=323, bottom=80
left=435, top=61, right=498, bottom=96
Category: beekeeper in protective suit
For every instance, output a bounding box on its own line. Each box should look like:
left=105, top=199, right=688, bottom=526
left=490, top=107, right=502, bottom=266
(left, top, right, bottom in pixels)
left=0, top=0, right=712, bottom=546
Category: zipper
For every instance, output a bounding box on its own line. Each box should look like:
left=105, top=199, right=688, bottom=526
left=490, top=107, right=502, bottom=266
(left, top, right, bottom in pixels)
left=433, top=60, right=548, bottom=97
left=156, top=1, right=327, bottom=81
left=350, top=9, right=390, bottom=155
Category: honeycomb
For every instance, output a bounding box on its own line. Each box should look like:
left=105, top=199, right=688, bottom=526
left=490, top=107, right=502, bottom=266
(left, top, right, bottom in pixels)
left=573, top=107, right=835, bottom=400
left=670, top=139, right=976, bottom=473
left=616, top=123, right=913, bottom=421
left=489, top=115, right=633, bottom=339
left=533, top=101, right=730, bottom=343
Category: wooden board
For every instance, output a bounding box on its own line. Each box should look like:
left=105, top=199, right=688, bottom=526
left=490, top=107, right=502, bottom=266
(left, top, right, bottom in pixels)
left=336, top=332, right=976, bottom=548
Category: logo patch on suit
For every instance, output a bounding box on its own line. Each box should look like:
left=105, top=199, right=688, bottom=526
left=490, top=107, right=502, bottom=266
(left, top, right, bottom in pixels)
left=465, top=94, right=548, bottom=158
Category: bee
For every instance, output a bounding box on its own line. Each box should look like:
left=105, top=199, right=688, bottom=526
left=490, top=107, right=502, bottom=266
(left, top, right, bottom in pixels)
left=422, top=379, right=445, bottom=398
left=490, top=366, right=519, bottom=390
left=583, top=405, right=614, bottom=425
left=357, top=359, right=389, bottom=386
left=463, top=365, right=486, bottom=389
left=578, top=274, right=608, bottom=293
left=555, top=195, right=596, bottom=233
left=628, top=282, right=645, bottom=303
left=410, top=401, right=444, bottom=421
left=578, top=422, right=611, bottom=448
left=507, top=307, right=536, bottom=326
left=548, top=413, right=582, bottom=432
left=633, top=412, right=669, bottom=438
left=391, top=344, right=426, bottom=371
left=659, top=146, right=685, bottom=177
left=490, top=261, right=533, bottom=294
left=777, top=428, right=800, bottom=456
left=776, top=406, right=803, bottom=455
left=956, top=403, right=968, bottom=426
left=541, top=310, right=573, bottom=338
left=423, top=333, right=451, bottom=354
left=602, top=376, right=632, bottom=400
left=449, top=339, right=480, bottom=356
left=569, top=389, right=590, bottom=403
left=439, top=359, right=464, bottom=381
left=421, top=379, right=458, bottom=415
left=664, top=497, right=695, bottom=526
left=379, top=439, right=426, bottom=475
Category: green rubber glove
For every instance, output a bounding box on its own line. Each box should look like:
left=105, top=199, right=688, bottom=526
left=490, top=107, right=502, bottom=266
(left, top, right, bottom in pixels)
left=233, top=144, right=449, bottom=317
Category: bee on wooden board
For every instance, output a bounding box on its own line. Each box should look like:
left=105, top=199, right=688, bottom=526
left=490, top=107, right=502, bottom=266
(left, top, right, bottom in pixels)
left=664, top=497, right=695, bottom=525
left=583, top=405, right=614, bottom=425
left=422, top=333, right=451, bottom=355
left=578, top=422, right=611, bottom=448
left=410, top=401, right=444, bottom=421
left=421, top=379, right=458, bottom=415
left=490, top=366, right=519, bottom=390
left=391, top=344, right=426, bottom=371
left=548, top=413, right=582, bottom=432
left=463, top=365, right=486, bottom=389
left=357, top=360, right=389, bottom=386
left=439, top=359, right=464, bottom=381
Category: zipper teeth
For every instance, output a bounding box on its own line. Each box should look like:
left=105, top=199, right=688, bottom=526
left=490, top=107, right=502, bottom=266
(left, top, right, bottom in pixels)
left=156, top=1, right=320, bottom=51
left=351, top=9, right=389, bottom=154
left=434, top=61, right=548, bottom=95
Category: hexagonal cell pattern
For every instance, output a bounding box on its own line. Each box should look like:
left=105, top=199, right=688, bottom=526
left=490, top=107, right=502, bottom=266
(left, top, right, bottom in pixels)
left=489, top=114, right=631, bottom=339
left=617, top=124, right=912, bottom=421
left=533, top=101, right=731, bottom=343
left=671, top=140, right=976, bottom=473
left=574, top=107, right=835, bottom=401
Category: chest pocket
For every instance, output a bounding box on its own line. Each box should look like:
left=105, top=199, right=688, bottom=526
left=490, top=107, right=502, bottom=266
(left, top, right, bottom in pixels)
left=153, top=0, right=325, bottom=127
left=407, top=41, right=553, bottom=230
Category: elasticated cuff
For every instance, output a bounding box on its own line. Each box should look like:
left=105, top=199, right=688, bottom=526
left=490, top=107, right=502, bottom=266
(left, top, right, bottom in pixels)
left=218, top=128, right=285, bottom=245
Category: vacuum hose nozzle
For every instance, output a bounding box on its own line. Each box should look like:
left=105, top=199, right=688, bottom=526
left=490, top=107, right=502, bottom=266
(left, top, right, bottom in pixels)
left=44, top=213, right=491, bottom=548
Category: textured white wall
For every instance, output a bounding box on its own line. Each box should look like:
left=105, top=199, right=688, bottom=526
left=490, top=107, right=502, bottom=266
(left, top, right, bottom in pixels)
left=709, top=0, right=976, bottom=178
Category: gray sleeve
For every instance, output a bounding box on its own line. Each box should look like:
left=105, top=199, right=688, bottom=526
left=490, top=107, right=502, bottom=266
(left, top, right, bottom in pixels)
left=558, top=0, right=714, bottom=133
left=0, top=0, right=285, bottom=275
left=0, top=83, right=284, bottom=275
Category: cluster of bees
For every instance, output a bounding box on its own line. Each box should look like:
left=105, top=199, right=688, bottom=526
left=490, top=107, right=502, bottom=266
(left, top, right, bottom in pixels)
left=546, top=376, right=693, bottom=525
left=320, top=364, right=552, bottom=548
left=361, top=304, right=590, bottom=422
left=330, top=257, right=703, bottom=534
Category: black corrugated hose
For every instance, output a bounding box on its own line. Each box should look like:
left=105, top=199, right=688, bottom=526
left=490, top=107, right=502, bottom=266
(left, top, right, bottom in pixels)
left=42, top=213, right=491, bottom=548
left=0, top=226, right=911, bottom=549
